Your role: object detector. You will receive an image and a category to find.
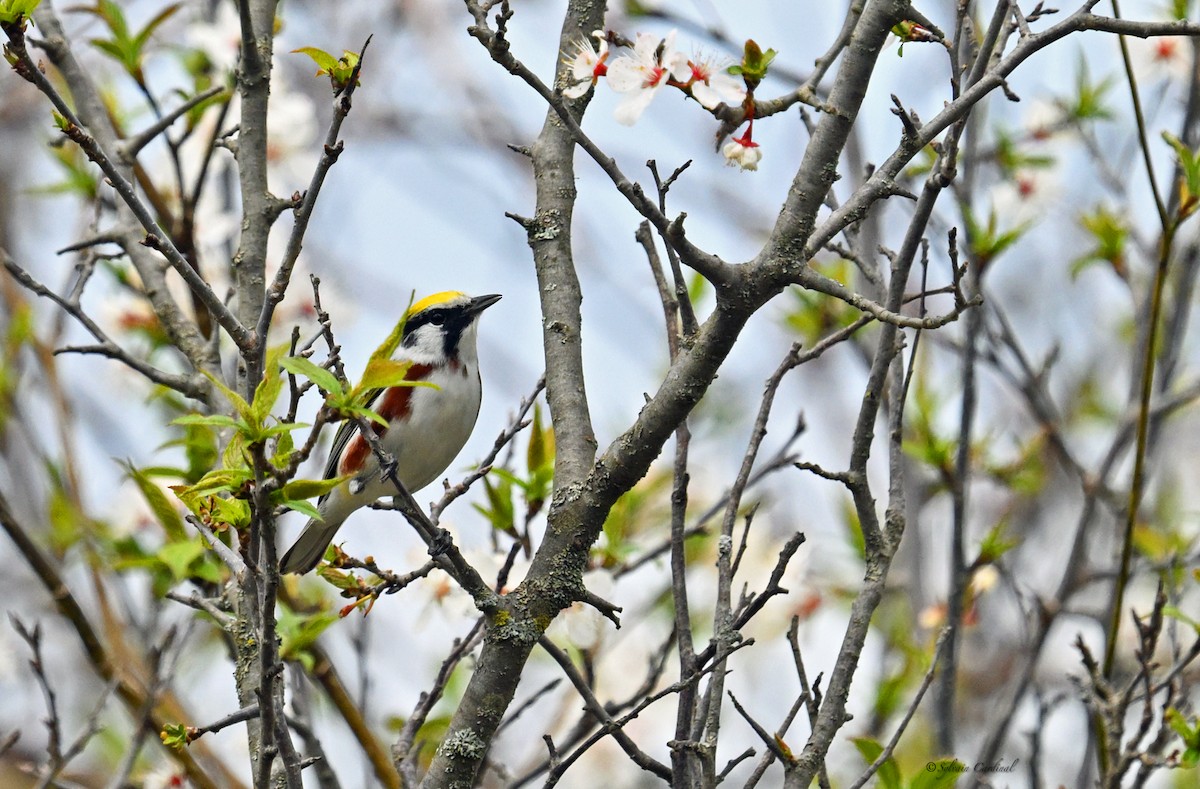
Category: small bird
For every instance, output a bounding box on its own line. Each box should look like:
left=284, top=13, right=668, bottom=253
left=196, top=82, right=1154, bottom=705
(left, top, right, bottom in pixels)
left=280, top=291, right=501, bottom=574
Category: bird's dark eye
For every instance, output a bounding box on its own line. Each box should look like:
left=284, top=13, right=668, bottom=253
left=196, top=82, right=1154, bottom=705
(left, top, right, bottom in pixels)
left=430, top=312, right=446, bottom=326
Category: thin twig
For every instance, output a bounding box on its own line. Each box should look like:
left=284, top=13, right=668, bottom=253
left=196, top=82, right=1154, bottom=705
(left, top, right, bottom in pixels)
left=257, top=37, right=372, bottom=342
left=849, top=628, right=951, bottom=789
left=120, top=85, right=229, bottom=159
left=5, top=28, right=253, bottom=352
left=539, top=636, right=671, bottom=780
left=2, top=253, right=207, bottom=398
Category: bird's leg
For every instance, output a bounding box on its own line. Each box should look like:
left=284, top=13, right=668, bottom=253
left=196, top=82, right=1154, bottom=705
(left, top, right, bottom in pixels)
left=355, top=455, right=399, bottom=495
left=378, top=455, right=399, bottom=484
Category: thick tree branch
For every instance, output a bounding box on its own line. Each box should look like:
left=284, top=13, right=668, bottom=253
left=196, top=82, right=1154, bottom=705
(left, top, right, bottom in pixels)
left=230, top=0, right=281, bottom=381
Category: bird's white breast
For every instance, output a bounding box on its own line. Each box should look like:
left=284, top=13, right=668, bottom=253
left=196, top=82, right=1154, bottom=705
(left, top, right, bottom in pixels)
left=386, top=361, right=482, bottom=491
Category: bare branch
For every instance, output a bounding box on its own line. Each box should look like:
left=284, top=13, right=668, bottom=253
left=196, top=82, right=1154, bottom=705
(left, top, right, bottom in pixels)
left=849, top=628, right=951, bottom=789
left=257, top=36, right=372, bottom=343
left=5, top=27, right=253, bottom=353
left=3, top=253, right=208, bottom=399
left=120, top=85, right=229, bottom=160
left=539, top=636, right=671, bottom=780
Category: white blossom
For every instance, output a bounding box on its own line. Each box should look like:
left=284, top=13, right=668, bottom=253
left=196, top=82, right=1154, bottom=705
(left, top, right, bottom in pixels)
left=606, top=30, right=689, bottom=125
left=562, top=31, right=609, bottom=99
left=722, top=137, right=762, bottom=171
left=685, top=55, right=745, bottom=110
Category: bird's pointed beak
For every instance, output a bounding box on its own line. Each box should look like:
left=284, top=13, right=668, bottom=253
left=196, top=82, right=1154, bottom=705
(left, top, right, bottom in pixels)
left=467, top=294, right=502, bottom=315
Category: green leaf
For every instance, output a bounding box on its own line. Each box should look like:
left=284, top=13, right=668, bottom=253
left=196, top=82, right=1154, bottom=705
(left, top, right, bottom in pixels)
left=852, top=737, right=901, bottom=789
left=1163, top=605, right=1200, bottom=634
left=281, top=499, right=322, bottom=521
left=210, top=496, right=250, bottom=530
left=292, top=46, right=362, bottom=92
left=173, top=467, right=251, bottom=507
left=527, top=402, right=548, bottom=473
left=122, top=461, right=186, bottom=540
left=343, top=295, right=435, bottom=406
left=132, top=2, right=181, bottom=51
left=258, top=421, right=310, bottom=439
left=737, top=38, right=776, bottom=88
left=474, top=474, right=515, bottom=536
left=783, top=260, right=861, bottom=345
left=872, top=669, right=914, bottom=729
left=249, top=344, right=288, bottom=426
left=272, top=426, right=296, bottom=470
left=278, top=607, right=339, bottom=671
left=976, top=521, right=1019, bottom=565
left=490, top=467, right=528, bottom=493
left=86, top=36, right=129, bottom=64
left=964, top=206, right=1029, bottom=268
left=1166, top=707, right=1200, bottom=768
left=46, top=472, right=84, bottom=554
left=842, top=497, right=866, bottom=561
left=1166, top=707, right=1194, bottom=739
left=202, top=369, right=253, bottom=423
left=279, top=476, right=345, bottom=501
left=280, top=355, right=343, bottom=395
left=991, top=127, right=1057, bottom=175
left=182, top=421, right=218, bottom=484
left=1164, top=131, right=1200, bottom=221
left=0, top=0, right=43, bottom=26
left=172, top=413, right=241, bottom=429
left=292, top=46, right=339, bottom=75
left=160, top=722, right=190, bottom=750
left=96, top=0, right=129, bottom=40
left=316, top=564, right=361, bottom=591
left=1057, top=55, right=1115, bottom=123
left=222, top=430, right=249, bottom=471
left=358, top=358, right=416, bottom=392
left=1071, top=204, right=1128, bottom=279
left=157, top=539, right=205, bottom=582
left=335, top=404, right=388, bottom=428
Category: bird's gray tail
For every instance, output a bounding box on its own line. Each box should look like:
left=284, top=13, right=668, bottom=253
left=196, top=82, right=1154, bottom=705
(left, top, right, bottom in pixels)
left=279, top=517, right=342, bottom=575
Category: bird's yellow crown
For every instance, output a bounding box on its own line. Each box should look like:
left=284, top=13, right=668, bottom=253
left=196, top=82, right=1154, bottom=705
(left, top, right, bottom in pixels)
left=408, top=291, right=468, bottom=316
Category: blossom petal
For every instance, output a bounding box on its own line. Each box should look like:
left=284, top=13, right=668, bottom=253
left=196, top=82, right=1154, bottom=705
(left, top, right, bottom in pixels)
left=563, top=81, right=592, bottom=99
left=691, top=82, right=722, bottom=109
left=722, top=139, right=762, bottom=171
left=614, top=88, right=657, bottom=125
left=708, top=72, right=747, bottom=103
left=668, top=53, right=692, bottom=82
left=660, top=30, right=678, bottom=57
left=606, top=56, right=647, bottom=92
left=631, top=31, right=661, bottom=61
left=570, top=56, right=595, bottom=82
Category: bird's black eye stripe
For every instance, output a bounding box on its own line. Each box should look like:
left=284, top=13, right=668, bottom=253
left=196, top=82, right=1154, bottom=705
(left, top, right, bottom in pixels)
left=404, top=309, right=445, bottom=334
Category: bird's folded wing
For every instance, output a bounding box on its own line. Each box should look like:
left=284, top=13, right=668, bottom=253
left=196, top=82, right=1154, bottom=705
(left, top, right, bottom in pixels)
left=319, top=388, right=384, bottom=502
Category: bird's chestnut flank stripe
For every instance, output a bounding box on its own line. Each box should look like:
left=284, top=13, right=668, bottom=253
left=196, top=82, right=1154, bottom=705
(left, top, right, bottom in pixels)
left=337, top=363, right=435, bottom=476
